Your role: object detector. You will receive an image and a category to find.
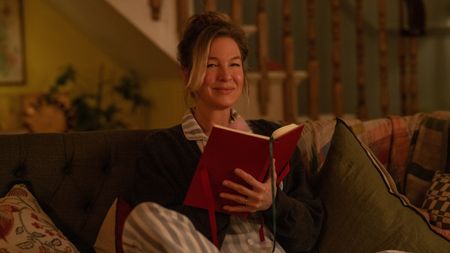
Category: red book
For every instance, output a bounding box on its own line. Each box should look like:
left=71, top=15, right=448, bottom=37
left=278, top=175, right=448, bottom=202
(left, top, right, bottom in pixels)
left=184, top=123, right=304, bottom=215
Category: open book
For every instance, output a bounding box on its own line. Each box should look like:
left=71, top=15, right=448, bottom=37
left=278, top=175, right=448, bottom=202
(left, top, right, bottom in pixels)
left=183, top=123, right=304, bottom=215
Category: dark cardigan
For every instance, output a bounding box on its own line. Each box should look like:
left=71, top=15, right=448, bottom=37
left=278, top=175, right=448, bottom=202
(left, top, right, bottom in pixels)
left=131, top=119, right=324, bottom=252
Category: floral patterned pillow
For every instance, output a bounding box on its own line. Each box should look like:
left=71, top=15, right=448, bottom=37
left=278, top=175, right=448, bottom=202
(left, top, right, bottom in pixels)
left=0, top=184, right=79, bottom=252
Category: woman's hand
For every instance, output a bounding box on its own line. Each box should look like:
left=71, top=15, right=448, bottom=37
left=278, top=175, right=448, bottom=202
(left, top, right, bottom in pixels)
left=220, top=162, right=277, bottom=213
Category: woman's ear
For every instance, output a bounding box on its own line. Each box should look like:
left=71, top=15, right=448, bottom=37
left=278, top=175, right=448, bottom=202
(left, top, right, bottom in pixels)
left=182, top=69, right=190, bottom=83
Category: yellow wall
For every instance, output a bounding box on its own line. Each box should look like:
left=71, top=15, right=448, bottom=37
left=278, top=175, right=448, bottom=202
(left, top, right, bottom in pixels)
left=0, top=0, right=194, bottom=131
left=0, top=0, right=127, bottom=131
left=143, top=77, right=186, bottom=129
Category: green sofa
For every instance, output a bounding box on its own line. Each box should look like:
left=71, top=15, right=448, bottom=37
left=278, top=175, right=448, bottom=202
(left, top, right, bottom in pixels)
left=0, top=112, right=449, bottom=252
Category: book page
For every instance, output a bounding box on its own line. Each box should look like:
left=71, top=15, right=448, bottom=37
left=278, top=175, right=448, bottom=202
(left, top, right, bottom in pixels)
left=272, top=123, right=300, bottom=139
left=212, top=124, right=269, bottom=140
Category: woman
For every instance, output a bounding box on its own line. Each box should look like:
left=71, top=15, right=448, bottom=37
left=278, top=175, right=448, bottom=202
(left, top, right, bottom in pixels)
left=123, top=12, right=323, bottom=253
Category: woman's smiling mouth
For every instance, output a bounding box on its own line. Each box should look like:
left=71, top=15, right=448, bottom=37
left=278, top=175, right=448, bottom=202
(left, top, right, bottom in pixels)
left=213, top=87, right=235, bottom=95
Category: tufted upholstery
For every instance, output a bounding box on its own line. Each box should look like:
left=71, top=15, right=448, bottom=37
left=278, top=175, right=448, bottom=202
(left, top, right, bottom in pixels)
left=0, top=129, right=156, bottom=250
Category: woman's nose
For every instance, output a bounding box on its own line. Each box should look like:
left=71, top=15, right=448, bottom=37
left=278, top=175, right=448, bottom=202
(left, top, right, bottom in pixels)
left=218, top=66, right=232, bottom=80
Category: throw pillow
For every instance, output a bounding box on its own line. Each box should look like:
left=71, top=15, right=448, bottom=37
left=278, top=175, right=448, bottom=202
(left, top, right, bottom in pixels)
left=0, top=184, right=80, bottom=253
left=94, top=198, right=132, bottom=253
left=404, top=116, right=450, bottom=206
left=422, top=171, right=450, bottom=229
left=317, top=119, right=449, bottom=253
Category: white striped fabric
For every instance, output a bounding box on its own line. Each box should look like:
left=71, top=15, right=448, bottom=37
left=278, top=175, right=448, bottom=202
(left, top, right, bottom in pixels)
left=220, top=216, right=285, bottom=253
left=122, top=202, right=220, bottom=253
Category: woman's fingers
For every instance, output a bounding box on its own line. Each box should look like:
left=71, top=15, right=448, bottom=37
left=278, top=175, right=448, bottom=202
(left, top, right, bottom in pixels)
left=220, top=167, right=277, bottom=213
left=220, top=192, right=258, bottom=213
left=233, top=168, right=262, bottom=189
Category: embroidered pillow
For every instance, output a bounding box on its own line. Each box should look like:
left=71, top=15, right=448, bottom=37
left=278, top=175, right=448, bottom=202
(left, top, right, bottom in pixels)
left=0, top=184, right=80, bottom=252
left=422, top=171, right=450, bottom=229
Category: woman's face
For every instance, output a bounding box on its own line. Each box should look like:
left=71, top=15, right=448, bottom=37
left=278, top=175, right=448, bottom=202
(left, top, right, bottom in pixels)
left=195, top=36, right=244, bottom=111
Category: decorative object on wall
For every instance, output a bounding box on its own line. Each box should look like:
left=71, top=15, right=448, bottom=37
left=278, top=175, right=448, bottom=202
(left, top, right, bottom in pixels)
left=23, top=66, right=150, bottom=133
left=0, top=0, right=25, bottom=84
left=148, top=0, right=162, bottom=21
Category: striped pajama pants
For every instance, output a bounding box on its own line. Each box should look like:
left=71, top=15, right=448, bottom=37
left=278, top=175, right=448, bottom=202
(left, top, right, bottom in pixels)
left=122, top=202, right=220, bottom=253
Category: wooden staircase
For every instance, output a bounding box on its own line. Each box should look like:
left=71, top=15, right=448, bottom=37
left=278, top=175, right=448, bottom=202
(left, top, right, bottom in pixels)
left=52, top=0, right=427, bottom=122
left=169, top=0, right=426, bottom=122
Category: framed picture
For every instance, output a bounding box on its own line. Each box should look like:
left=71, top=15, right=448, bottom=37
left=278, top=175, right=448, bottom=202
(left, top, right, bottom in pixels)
left=0, top=0, right=25, bottom=84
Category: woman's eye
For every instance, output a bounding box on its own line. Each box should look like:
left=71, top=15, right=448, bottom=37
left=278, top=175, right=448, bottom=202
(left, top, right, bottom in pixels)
left=207, top=63, right=217, bottom=68
left=230, top=63, right=241, bottom=67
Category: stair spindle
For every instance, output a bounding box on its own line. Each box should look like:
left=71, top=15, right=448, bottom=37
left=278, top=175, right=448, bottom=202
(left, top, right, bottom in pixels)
left=331, top=0, right=343, bottom=117
left=306, top=0, right=319, bottom=120
left=409, top=37, right=419, bottom=114
left=378, top=0, right=389, bottom=116
left=176, top=0, right=189, bottom=38
left=256, top=0, right=270, bottom=116
left=231, top=0, right=243, bottom=25
left=281, top=0, right=296, bottom=123
left=203, top=0, right=216, bottom=12
left=355, top=0, right=367, bottom=120
left=398, top=0, right=408, bottom=115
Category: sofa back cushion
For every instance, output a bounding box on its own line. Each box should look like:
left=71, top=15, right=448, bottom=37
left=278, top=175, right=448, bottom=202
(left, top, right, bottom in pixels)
left=0, top=129, right=155, bottom=249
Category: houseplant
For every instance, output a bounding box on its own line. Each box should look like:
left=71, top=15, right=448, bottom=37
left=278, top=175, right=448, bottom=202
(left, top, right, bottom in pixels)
left=23, top=66, right=150, bottom=132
